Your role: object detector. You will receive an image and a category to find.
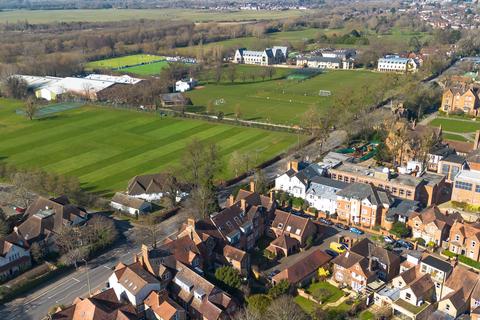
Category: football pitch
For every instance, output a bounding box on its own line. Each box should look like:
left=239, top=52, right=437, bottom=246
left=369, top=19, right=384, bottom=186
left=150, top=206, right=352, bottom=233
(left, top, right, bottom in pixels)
left=85, top=54, right=165, bottom=70
left=187, top=70, right=388, bottom=125
left=0, top=99, right=299, bottom=194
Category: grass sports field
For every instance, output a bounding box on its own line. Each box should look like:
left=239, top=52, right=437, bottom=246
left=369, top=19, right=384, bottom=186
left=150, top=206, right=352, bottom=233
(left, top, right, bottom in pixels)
left=85, top=54, right=164, bottom=70
left=0, top=9, right=309, bottom=24
left=187, top=69, right=387, bottom=125
left=121, top=61, right=171, bottom=75
left=0, top=98, right=299, bottom=194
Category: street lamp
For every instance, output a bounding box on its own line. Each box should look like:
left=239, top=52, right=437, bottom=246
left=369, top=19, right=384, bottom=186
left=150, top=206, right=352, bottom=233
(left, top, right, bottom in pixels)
left=82, top=259, right=92, bottom=297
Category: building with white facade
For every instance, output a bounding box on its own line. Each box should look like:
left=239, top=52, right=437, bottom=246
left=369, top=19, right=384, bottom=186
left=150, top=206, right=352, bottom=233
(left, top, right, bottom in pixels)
left=296, top=56, right=354, bottom=70
left=377, top=55, right=418, bottom=73
left=175, top=78, right=197, bottom=93
left=0, top=231, right=31, bottom=281
left=306, top=176, right=347, bottom=214
left=234, top=46, right=288, bottom=66
left=275, top=162, right=325, bottom=199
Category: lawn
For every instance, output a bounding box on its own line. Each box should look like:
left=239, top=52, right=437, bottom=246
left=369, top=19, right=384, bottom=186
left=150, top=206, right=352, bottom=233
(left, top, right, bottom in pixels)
left=0, top=9, right=310, bottom=24
left=306, top=281, right=344, bottom=304
left=121, top=61, right=171, bottom=76
left=85, top=54, right=165, bottom=70
left=187, top=69, right=388, bottom=125
left=430, top=118, right=480, bottom=133
left=442, top=132, right=470, bottom=142
left=0, top=98, right=299, bottom=195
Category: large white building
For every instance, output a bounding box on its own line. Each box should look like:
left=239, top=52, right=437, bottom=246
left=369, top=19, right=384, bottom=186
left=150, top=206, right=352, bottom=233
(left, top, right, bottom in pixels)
left=234, top=46, right=288, bottom=66
left=296, top=56, right=354, bottom=70
left=377, top=55, right=418, bottom=73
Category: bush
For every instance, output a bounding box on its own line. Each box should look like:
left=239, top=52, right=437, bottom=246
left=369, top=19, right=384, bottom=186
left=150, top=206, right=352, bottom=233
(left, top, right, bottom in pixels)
left=305, top=235, right=314, bottom=249
left=390, top=222, right=410, bottom=238
left=415, top=238, right=426, bottom=246
left=263, top=249, right=276, bottom=260
left=292, top=197, right=305, bottom=208
left=247, top=294, right=272, bottom=315
left=268, top=280, right=290, bottom=298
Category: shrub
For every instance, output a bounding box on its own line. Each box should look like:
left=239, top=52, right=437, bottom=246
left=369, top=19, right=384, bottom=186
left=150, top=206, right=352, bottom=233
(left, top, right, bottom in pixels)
left=390, top=221, right=410, bottom=238
left=247, top=294, right=272, bottom=315
left=415, top=238, right=426, bottom=246
left=268, top=279, right=290, bottom=298
left=292, top=197, right=305, bottom=208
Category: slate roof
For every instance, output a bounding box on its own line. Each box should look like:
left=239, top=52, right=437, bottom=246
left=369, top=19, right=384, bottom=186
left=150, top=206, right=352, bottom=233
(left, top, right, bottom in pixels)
left=421, top=255, right=453, bottom=274
left=337, top=183, right=392, bottom=206
left=406, top=273, right=435, bottom=298
left=111, top=193, right=147, bottom=210
left=441, top=153, right=466, bottom=165
left=128, top=173, right=168, bottom=196
left=387, top=198, right=421, bottom=219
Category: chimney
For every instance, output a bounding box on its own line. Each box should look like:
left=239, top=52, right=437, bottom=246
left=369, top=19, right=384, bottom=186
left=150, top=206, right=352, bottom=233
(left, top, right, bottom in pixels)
left=288, top=160, right=299, bottom=172
left=141, top=244, right=149, bottom=259
left=240, top=199, right=246, bottom=211
left=368, top=256, right=373, bottom=271
left=250, top=180, right=255, bottom=192
left=474, top=130, right=480, bottom=150
left=228, top=195, right=235, bottom=206
left=187, top=218, right=196, bottom=228
left=13, top=226, right=18, bottom=234
left=269, top=191, right=274, bottom=202
left=412, top=119, right=416, bottom=129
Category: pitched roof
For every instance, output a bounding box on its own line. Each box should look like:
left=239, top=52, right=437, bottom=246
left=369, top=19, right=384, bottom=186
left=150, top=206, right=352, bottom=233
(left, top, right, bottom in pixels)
left=17, top=196, right=87, bottom=243
left=443, top=265, right=479, bottom=304
left=406, top=273, right=435, bottom=298
left=127, top=173, right=168, bottom=196
left=144, top=291, right=183, bottom=320
left=171, top=262, right=234, bottom=320
left=223, top=245, right=246, bottom=262
left=271, top=210, right=314, bottom=238
left=410, top=206, right=461, bottom=230
left=450, top=221, right=480, bottom=243
left=337, top=183, right=391, bottom=206
left=114, top=262, right=160, bottom=296
left=111, top=193, right=147, bottom=210
left=51, top=288, right=139, bottom=320
left=272, top=249, right=332, bottom=284
left=160, top=235, right=201, bottom=267
left=270, top=234, right=299, bottom=251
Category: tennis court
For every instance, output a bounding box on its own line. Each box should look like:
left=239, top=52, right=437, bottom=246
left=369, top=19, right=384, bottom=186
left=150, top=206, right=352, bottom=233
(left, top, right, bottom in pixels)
left=16, top=102, right=84, bottom=118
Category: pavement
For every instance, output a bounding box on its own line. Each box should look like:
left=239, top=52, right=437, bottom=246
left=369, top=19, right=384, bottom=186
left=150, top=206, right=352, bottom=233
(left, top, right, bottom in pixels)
left=0, top=209, right=188, bottom=320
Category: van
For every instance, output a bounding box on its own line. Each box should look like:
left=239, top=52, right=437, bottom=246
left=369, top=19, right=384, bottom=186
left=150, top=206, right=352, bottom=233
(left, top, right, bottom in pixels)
left=330, top=242, right=347, bottom=253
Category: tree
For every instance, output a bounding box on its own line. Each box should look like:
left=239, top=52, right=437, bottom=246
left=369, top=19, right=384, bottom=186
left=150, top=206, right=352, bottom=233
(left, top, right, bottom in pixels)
left=3, top=76, right=28, bottom=99
left=268, top=280, right=290, bottom=298
left=253, top=169, right=268, bottom=194
left=267, top=295, right=309, bottom=320
left=217, top=111, right=224, bottom=120
left=59, top=247, right=89, bottom=268
left=187, top=184, right=218, bottom=219
left=11, top=172, right=33, bottom=208
left=214, top=63, right=223, bottom=83
left=162, top=172, right=180, bottom=209
left=24, top=97, right=38, bottom=120
left=215, top=266, right=242, bottom=290
left=234, top=104, right=242, bottom=120
left=139, top=214, right=161, bottom=248
left=85, top=216, right=118, bottom=249
left=30, top=242, right=45, bottom=264
left=206, top=100, right=215, bottom=114
left=0, top=219, right=9, bottom=237
left=390, top=221, right=410, bottom=238
left=227, top=64, right=237, bottom=83
left=229, top=151, right=253, bottom=176
left=235, top=308, right=262, bottom=320
left=267, top=67, right=276, bottom=80
left=247, top=294, right=272, bottom=315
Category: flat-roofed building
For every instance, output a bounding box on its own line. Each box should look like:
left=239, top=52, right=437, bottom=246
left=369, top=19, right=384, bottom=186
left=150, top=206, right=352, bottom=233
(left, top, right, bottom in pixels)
left=451, top=169, right=480, bottom=205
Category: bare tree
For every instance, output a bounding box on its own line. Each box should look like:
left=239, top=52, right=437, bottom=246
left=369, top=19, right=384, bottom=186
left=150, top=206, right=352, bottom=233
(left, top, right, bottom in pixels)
left=267, top=296, right=309, bottom=320
left=24, top=97, right=38, bottom=120
left=234, top=104, right=242, bottom=120
left=234, top=309, right=262, bottom=320
left=227, top=64, right=237, bottom=83
left=267, top=67, right=276, bottom=80
left=11, top=172, right=34, bottom=208
left=162, top=172, right=180, bottom=209
left=139, top=215, right=161, bottom=248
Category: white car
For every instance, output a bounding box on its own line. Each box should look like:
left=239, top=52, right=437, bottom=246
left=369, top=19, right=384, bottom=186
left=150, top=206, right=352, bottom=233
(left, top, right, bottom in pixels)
left=384, top=236, right=395, bottom=244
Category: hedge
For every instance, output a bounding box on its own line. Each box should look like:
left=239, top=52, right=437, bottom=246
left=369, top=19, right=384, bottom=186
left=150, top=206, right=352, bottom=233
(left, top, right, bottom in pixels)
left=443, top=250, right=480, bottom=270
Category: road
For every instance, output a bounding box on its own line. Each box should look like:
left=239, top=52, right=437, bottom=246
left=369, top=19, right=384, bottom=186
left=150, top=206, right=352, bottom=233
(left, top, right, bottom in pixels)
left=0, top=210, right=188, bottom=320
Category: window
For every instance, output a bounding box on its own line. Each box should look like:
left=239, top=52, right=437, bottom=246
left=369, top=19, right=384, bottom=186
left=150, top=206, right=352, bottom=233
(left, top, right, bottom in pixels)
left=338, top=175, right=343, bottom=180
left=476, top=185, right=480, bottom=193
left=406, top=191, right=412, bottom=197
left=455, top=234, right=460, bottom=241
left=392, top=187, right=397, bottom=194
left=445, top=304, right=450, bottom=311
left=472, top=241, right=476, bottom=248
left=455, top=181, right=473, bottom=191
left=350, top=178, right=355, bottom=183
left=405, top=293, right=411, bottom=300
left=451, top=166, right=459, bottom=178
left=441, top=164, right=450, bottom=175
left=399, top=189, right=405, bottom=196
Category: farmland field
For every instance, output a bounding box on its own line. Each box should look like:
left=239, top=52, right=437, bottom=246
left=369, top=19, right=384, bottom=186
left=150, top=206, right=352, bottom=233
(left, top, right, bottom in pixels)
left=85, top=54, right=165, bottom=70
left=0, top=9, right=310, bottom=24
left=0, top=98, right=299, bottom=194
left=120, top=61, right=171, bottom=76
left=187, top=69, right=388, bottom=125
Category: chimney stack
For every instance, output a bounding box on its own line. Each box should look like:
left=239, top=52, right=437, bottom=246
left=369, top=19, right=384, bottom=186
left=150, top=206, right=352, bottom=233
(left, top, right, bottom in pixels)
left=187, top=218, right=196, bottom=228
left=250, top=180, right=255, bottom=192
left=240, top=199, right=246, bottom=211
left=288, top=161, right=299, bottom=172
left=269, top=191, right=274, bottom=202
left=228, top=195, right=235, bottom=206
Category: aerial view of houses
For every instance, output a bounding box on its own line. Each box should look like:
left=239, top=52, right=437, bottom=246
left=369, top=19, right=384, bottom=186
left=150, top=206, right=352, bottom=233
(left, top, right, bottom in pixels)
left=0, top=1, right=480, bottom=320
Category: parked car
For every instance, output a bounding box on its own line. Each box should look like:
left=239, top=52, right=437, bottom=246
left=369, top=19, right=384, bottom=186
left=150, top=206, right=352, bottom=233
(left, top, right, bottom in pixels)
left=396, top=239, right=414, bottom=250
left=340, top=242, right=349, bottom=249
left=349, top=227, right=364, bottom=235
left=319, top=218, right=333, bottom=225
left=384, top=236, right=395, bottom=244
left=335, top=223, right=349, bottom=230
left=325, top=249, right=339, bottom=257
left=330, top=242, right=347, bottom=254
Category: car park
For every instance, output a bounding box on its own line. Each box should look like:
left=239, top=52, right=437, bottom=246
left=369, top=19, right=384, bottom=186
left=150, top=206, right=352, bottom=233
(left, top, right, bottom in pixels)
left=349, top=227, right=364, bottom=235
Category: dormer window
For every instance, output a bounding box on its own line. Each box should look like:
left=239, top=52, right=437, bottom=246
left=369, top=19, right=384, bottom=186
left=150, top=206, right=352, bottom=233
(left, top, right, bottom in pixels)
left=295, top=229, right=301, bottom=235
left=286, top=226, right=291, bottom=232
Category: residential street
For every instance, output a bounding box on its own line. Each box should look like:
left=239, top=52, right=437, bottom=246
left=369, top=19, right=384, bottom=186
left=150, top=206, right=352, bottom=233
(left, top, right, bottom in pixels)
left=0, top=210, right=188, bottom=320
